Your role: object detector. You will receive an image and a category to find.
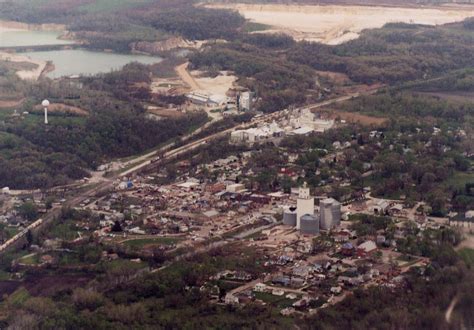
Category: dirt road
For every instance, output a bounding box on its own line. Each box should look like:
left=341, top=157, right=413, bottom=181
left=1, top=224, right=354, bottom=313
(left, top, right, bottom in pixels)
left=175, top=62, right=200, bottom=90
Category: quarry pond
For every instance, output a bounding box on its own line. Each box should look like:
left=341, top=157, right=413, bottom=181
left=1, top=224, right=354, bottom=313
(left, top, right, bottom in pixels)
left=22, top=49, right=163, bottom=78
left=1, top=27, right=163, bottom=79
left=0, top=29, right=74, bottom=47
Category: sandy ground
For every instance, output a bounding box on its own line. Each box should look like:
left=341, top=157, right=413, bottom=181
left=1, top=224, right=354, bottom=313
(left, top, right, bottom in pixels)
left=192, top=71, right=237, bottom=98
left=175, top=62, right=200, bottom=90
left=208, top=3, right=474, bottom=44
left=0, top=52, right=46, bottom=80
left=174, top=62, right=237, bottom=120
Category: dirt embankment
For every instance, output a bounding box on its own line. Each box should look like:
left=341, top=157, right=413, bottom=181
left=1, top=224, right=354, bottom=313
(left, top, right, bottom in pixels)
left=0, top=99, right=25, bottom=109
left=131, top=37, right=202, bottom=54
left=0, top=52, right=46, bottom=80
left=32, top=103, right=89, bottom=116
left=314, top=107, right=389, bottom=126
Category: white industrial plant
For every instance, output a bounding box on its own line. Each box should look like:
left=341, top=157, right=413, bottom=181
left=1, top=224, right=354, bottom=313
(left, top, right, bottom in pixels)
left=230, top=108, right=334, bottom=145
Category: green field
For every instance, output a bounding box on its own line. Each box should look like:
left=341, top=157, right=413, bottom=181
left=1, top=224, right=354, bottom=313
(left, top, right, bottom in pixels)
left=123, top=237, right=182, bottom=249
left=458, top=248, right=474, bottom=268
left=50, top=222, right=80, bottom=241
left=254, top=292, right=297, bottom=309
left=7, top=288, right=30, bottom=307
left=444, top=171, right=474, bottom=189
left=18, top=254, right=39, bottom=265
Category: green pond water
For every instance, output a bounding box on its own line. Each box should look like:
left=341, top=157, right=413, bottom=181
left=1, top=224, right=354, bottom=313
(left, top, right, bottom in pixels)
left=1, top=30, right=162, bottom=78
left=0, top=30, right=73, bottom=47
left=23, top=49, right=163, bottom=78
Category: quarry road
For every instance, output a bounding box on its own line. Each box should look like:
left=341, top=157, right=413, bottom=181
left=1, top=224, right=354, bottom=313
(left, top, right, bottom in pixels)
left=175, top=62, right=200, bottom=90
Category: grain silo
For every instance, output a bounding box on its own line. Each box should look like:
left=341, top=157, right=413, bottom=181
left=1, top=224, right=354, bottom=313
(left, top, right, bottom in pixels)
left=300, top=214, right=319, bottom=235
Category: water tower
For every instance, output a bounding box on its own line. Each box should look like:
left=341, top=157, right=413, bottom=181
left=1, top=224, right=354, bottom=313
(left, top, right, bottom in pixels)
left=41, top=99, right=50, bottom=124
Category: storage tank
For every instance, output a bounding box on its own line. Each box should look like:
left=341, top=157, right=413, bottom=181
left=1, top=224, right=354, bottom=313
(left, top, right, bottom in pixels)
left=300, top=214, right=319, bottom=235
left=283, top=207, right=297, bottom=226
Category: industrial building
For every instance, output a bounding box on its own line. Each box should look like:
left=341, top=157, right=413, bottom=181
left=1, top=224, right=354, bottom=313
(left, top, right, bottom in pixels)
left=287, top=109, right=335, bottom=133
left=319, top=198, right=341, bottom=231
left=186, top=92, right=221, bottom=107
left=230, top=122, right=285, bottom=145
left=296, top=183, right=314, bottom=230
left=229, top=108, right=334, bottom=146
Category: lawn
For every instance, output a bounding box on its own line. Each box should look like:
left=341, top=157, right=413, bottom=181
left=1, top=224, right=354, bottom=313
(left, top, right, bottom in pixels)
left=458, top=248, right=474, bottom=268
left=123, top=237, right=182, bottom=249
left=254, top=292, right=297, bottom=309
left=7, top=287, right=30, bottom=307
left=18, top=254, right=39, bottom=265
left=444, top=171, right=474, bottom=190
left=50, top=222, right=80, bottom=241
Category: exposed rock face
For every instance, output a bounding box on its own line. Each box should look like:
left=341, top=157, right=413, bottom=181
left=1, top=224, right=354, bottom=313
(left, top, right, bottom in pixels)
left=130, top=37, right=193, bottom=54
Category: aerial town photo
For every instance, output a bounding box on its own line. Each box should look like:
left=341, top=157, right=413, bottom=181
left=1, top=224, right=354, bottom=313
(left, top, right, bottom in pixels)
left=0, top=0, right=473, bottom=328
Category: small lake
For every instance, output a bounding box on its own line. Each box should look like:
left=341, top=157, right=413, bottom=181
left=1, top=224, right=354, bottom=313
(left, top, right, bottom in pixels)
left=22, top=49, right=163, bottom=78
left=0, top=30, right=74, bottom=47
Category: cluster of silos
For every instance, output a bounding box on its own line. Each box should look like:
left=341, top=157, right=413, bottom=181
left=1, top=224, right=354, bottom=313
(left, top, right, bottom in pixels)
left=300, top=213, right=320, bottom=235
left=283, top=207, right=297, bottom=226
left=319, top=198, right=341, bottom=230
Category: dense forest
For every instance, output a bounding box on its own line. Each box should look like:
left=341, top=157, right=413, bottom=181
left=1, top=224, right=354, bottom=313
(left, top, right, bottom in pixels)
left=288, top=21, right=474, bottom=84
